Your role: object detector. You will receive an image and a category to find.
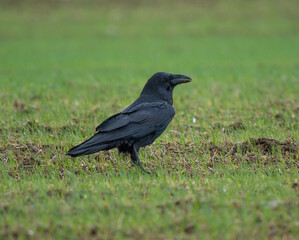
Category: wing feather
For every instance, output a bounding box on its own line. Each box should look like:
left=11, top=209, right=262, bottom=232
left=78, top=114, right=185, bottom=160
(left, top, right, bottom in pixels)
left=96, top=102, right=172, bottom=132
left=94, top=102, right=175, bottom=142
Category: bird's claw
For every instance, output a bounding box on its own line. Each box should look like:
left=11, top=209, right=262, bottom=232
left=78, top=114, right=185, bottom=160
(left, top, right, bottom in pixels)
left=131, top=160, right=151, bottom=174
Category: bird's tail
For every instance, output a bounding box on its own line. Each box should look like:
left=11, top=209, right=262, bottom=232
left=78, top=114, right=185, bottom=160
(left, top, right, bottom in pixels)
left=67, top=133, right=114, bottom=157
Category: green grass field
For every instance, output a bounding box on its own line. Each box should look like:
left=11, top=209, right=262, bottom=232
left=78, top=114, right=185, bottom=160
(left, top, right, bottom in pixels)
left=0, top=0, right=298, bottom=239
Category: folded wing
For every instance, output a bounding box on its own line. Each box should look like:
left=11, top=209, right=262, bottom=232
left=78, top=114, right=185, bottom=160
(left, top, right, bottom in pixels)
left=67, top=102, right=175, bottom=157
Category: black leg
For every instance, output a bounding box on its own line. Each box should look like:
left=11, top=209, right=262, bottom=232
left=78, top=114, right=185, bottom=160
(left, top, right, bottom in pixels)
left=130, top=145, right=151, bottom=174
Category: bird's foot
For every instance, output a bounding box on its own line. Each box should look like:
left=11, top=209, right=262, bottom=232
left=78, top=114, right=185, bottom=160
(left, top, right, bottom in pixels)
left=130, top=160, right=151, bottom=174
left=142, top=168, right=151, bottom=175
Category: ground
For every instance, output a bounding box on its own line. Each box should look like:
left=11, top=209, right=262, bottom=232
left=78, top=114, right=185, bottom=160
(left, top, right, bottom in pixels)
left=0, top=0, right=298, bottom=239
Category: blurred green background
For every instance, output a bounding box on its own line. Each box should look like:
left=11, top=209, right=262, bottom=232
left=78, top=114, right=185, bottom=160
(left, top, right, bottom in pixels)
left=0, top=0, right=298, bottom=239
left=1, top=0, right=298, bottom=133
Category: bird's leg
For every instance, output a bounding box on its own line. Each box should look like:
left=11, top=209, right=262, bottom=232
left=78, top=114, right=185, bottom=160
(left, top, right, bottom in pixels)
left=131, top=145, right=151, bottom=174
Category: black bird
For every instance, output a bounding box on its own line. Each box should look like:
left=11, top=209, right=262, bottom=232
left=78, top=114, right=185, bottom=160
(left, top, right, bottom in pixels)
left=67, top=72, right=192, bottom=173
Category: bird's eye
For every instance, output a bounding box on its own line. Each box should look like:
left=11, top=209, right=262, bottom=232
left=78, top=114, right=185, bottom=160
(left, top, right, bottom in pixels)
left=165, top=75, right=173, bottom=82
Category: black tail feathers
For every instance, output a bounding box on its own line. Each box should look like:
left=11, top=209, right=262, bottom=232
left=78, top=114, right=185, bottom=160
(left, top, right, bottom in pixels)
left=67, top=134, right=113, bottom=157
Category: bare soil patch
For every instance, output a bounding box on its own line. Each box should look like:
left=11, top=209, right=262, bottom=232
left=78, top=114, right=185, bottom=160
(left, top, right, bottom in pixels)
left=1, top=137, right=297, bottom=177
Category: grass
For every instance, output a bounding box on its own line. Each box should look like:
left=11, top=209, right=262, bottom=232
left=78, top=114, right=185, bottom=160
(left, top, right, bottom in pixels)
left=0, top=0, right=298, bottom=239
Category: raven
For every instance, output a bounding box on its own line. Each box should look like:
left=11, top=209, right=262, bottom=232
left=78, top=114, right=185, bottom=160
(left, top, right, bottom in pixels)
left=67, top=72, right=191, bottom=173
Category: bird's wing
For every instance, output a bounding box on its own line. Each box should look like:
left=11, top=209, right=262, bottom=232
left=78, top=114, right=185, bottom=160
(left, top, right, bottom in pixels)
left=95, top=102, right=175, bottom=139
left=95, top=112, right=123, bottom=132
left=68, top=102, right=175, bottom=157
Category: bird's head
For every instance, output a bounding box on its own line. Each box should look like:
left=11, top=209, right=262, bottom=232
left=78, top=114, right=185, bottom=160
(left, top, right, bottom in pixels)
left=140, top=72, right=192, bottom=104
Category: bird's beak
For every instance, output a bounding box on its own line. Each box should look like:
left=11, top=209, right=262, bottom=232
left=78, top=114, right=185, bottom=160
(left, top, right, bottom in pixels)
left=170, top=74, right=192, bottom=85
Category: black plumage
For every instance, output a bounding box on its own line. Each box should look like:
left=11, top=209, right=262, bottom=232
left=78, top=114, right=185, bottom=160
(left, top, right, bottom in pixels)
left=67, top=72, right=191, bottom=173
